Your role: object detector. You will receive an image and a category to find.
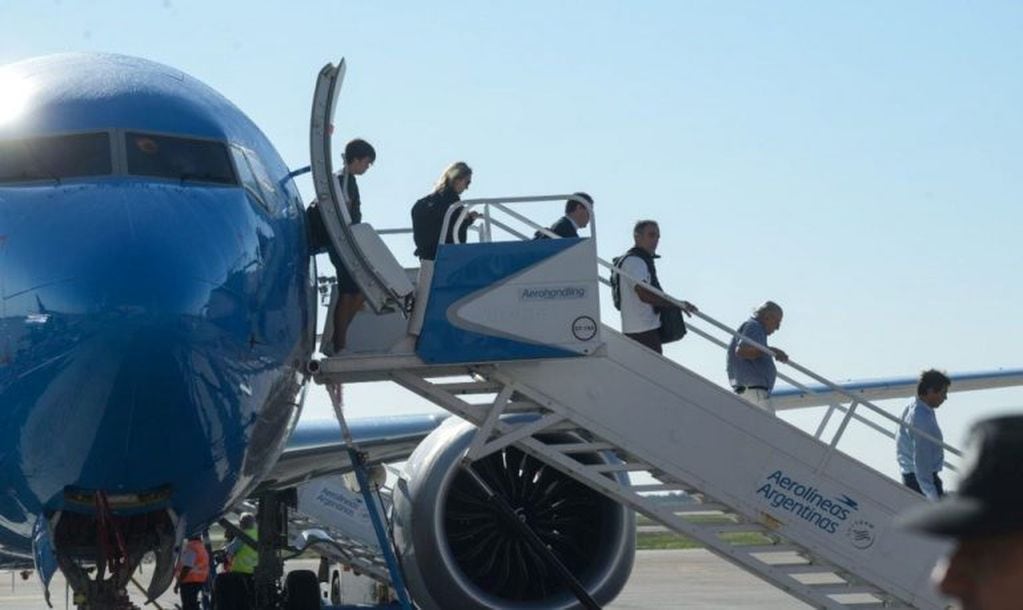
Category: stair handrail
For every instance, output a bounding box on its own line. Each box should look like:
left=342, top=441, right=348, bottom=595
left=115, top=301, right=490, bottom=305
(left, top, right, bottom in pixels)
left=597, top=257, right=963, bottom=462
left=439, top=194, right=596, bottom=250
left=434, top=195, right=962, bottom=465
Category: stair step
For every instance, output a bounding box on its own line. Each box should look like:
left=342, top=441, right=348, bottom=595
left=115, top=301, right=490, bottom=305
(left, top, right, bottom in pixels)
left=434, top=380, right=504, bottom=394
left=589, top=462, right=651, bottom=473
left=773, top=564, right=839, bottom=575
left=742, top=544, right=805, bottom=555
left=503, top=400, right=546, bottom=413
left=802, top=582, right=880, bottom=595
left=712, top=523, right=769, bottom=535
left=550, top=442, right=617, bottom=453
left=671, top=503, right=728, bottom=514
left=629, top=483, right=690, bottom=493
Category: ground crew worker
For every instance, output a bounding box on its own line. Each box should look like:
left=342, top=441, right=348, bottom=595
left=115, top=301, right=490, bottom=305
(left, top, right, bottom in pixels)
left=224, top=513, right=258, bottom=604
left=225, top=513, right=258, bottom=574
left=174, top=535, right=210, bottom=610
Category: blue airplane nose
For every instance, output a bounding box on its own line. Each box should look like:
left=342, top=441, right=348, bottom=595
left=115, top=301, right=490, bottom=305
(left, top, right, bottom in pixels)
left=0, top=181, right=283, bottom=517
left=3, top=182, right=263, bottom=316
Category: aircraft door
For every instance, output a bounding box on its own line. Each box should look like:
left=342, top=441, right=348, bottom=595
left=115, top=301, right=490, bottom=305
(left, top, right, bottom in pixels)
left=309, top=59, right=413, bottom=314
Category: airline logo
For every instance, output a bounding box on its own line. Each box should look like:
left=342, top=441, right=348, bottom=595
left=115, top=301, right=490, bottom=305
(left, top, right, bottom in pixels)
left=755, top=470, right=878, bottom=550
left=296, top=479, right=378, bottom=549
left=519, top=286, right=587, bottom=301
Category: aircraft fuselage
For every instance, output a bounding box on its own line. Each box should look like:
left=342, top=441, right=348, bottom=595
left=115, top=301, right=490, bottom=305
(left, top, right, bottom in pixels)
left=0, top=53, right=315, bottom=579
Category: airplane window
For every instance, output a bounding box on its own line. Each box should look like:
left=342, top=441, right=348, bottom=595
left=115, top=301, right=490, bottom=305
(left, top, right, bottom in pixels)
left=230, top=146, right=270, bottom=210
left=125, top=132, right=237, bottom=185
left=0, top=132, right=112, bottom=183
left=243, top=150, right=277, bottom=200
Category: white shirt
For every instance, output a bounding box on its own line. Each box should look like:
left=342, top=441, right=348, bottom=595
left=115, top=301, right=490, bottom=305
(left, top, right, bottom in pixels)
left=619, top=255, right=660, bottom=334
left=896, top=398, right=944, bottom=500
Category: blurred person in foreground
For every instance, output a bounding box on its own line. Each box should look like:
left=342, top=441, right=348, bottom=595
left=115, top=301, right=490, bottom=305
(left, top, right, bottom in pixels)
left=898, top=415, right=1023, bottom=609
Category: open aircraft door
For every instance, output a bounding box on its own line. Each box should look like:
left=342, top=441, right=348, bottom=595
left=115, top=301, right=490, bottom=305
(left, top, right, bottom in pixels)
left=310, top=59, right=414, bottom=314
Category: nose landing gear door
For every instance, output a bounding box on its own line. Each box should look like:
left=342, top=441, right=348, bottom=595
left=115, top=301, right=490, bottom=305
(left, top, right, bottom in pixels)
left=310, top=59, right=414, bottom=314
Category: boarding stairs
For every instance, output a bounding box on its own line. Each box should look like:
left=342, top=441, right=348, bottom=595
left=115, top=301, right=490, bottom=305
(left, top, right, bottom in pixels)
left=311, top=193, right=968, bottom=609
left=292, top=513, right=392, bottom=586
left=306, top=60, right=957, bottom=608
left=230, top=494, right=393, bottom=585
left=318, top=337, right=952, bottom=609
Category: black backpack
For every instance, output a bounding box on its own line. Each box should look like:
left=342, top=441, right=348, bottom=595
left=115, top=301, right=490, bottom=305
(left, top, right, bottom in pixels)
left=610, top=255, right=627, bottom=311
left=612, top=248, right=687, bottom=342
left=611, top=249, right=656, bottom=311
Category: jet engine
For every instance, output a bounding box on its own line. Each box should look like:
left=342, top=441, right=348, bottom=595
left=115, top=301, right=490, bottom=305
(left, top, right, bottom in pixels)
left=393, top=418, right=635, bottom=609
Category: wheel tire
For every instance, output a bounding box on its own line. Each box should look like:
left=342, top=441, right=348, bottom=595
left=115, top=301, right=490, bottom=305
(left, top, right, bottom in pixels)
left=330, top=570, right=342, bottom=605
left=284, top=569, right=321, bottom=610
left=213, top=573, right=245, bottom=610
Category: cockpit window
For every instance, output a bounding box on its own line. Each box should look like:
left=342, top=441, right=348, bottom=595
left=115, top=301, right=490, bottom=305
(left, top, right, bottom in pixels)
left=126, top=132, right=237, bottom=185
left=0, top=133, right=112, bottom=183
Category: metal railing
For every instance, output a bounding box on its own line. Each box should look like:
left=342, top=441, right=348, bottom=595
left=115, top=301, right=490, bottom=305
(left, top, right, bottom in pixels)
left=433, top=194, right=963, bottom=471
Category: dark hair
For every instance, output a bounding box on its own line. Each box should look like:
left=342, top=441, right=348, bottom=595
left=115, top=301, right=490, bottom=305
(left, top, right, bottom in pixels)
left=917, top=369, right=951, bottom=396
left=344, top=138, right=376, bottom=163
left=754, top=301, right=783, bottom=319
left=633, top=219, right=659, bottom=236
left=565, top=192, right=593, bottom=214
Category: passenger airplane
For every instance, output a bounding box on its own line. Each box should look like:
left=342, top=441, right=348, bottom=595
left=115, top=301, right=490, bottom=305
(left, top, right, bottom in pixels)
left=2, top=52, right=1021, bottom=609
left=0, top=52, right=449, bottom=607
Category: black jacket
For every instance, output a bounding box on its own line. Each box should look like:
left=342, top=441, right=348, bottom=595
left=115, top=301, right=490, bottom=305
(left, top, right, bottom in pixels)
left=411, top=187, right=472, bottom=260
left=306, top=173, right=361, bottom=255
left=622, top=247, right=663, bottom=294
left=534, top=216, right=578, bottom=239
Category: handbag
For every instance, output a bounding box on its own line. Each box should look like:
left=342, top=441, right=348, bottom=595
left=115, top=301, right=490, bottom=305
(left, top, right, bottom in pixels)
left=658, top=306, right=687, bottom=344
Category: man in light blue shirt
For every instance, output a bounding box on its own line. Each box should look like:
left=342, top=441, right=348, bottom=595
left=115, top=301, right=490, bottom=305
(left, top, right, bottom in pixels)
left=726, top=301, right=789, bottom=412
left=895, top=369, right=951, bottom=501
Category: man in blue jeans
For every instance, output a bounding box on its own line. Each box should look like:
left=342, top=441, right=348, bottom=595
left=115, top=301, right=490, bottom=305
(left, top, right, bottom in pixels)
left=895, top=369, right=951, bottom=500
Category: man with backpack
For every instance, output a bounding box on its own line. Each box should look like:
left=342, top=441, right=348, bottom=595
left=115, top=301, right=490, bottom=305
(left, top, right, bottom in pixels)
left=307, top=138, right=377, bottom=355
left=613, top=220, right=696, bottom=354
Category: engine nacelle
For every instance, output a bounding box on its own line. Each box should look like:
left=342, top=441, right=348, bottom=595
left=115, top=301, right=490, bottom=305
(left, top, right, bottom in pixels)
left=393, top=418, right=635, bottom=609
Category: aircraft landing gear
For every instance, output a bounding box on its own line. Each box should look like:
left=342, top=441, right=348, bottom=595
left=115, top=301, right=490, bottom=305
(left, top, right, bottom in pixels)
left=54, top=494, right=177, bottom=610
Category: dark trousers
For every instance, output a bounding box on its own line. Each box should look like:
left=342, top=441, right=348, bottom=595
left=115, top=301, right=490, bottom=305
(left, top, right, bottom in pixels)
left=179, top=582, right=203, bottom=610
left=902, top=472, right=944, bottom=498
left=625, top=329, right=662, bottom=354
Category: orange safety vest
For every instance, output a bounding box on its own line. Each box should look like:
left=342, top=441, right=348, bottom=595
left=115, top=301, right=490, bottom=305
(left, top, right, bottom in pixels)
left=176, top=539, right=210, bottom=584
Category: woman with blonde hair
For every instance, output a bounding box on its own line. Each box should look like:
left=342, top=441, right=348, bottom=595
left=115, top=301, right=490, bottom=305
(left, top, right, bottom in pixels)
left=409, top=161, right=479, bottom=334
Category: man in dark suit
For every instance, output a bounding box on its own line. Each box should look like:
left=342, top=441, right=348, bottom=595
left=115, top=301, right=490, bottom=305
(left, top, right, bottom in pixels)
left=535, top=192, right=592, bottom=239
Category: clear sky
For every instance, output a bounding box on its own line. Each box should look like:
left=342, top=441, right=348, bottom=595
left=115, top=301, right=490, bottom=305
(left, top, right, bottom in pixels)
left=3, top=1, right=1021, bottom=483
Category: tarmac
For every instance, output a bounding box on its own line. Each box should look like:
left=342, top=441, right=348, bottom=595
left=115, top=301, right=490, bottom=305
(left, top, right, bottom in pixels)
left=0, top=549, right=811, bottom=609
